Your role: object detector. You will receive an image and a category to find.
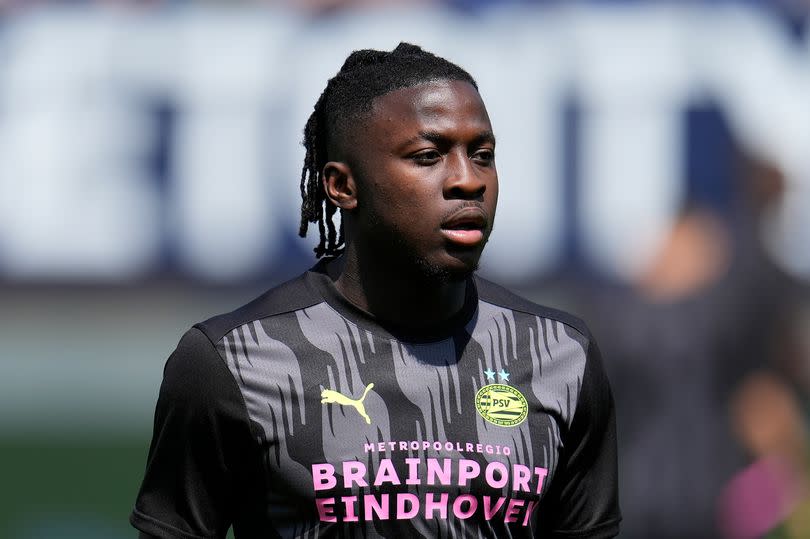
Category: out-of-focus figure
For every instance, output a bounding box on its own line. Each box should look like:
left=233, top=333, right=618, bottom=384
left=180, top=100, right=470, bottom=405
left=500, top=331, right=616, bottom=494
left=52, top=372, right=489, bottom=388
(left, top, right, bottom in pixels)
left=575, top=206, right=742, bottom=538
left=721, top=371, right=810, bottom=539
left=568, top=146, right=809, bottom=538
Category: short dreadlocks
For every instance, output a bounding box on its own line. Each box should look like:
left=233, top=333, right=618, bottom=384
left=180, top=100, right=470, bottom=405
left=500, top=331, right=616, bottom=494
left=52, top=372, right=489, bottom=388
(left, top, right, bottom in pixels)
left=298, top=42, right=478, bottom=258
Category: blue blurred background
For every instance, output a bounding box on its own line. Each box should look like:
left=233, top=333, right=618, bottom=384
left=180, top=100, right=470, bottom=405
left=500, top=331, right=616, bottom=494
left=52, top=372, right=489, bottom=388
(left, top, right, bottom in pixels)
left=1, top=0, right=809, bottom=538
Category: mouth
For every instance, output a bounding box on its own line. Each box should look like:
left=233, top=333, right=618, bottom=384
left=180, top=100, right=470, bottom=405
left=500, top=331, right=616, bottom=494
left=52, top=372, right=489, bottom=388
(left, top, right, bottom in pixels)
left=440, top=206, right=489, bottom=247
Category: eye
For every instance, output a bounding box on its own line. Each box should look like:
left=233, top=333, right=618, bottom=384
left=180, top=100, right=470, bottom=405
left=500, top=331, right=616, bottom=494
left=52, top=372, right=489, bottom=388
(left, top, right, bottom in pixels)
left=411, top=149, right=442, bottom=165
left=472, top=148, right=495, bottom=165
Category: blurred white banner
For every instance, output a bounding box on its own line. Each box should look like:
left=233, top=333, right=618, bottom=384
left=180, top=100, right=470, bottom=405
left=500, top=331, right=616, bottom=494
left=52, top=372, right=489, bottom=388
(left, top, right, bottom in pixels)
left=0, top=3, right=807, bottom=283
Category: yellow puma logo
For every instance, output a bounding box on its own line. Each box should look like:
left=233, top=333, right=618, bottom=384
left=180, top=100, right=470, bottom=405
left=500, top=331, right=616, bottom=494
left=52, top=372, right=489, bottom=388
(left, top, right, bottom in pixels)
left=320, top=383, right=375, bottom=424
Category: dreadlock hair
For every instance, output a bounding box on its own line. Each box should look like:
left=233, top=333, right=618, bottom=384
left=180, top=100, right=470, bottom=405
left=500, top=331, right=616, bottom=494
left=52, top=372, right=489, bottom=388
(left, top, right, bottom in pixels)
left=298, top=42, right=478, bottom=258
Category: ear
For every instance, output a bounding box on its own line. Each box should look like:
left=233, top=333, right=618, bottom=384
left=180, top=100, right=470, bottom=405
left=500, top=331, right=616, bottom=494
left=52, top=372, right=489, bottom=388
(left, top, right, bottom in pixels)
left=323, top=161, right=358, bottom=210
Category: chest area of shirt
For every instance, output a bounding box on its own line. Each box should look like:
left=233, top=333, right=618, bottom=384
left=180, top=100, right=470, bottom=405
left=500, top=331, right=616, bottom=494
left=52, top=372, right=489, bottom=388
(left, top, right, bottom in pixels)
left=220, top=323, right=573, bottom=528
left=266, top=369, right=558, bottom=529
left=218, top=303, right=594, bottom=530
left=226, top=323, right=564, bottom=450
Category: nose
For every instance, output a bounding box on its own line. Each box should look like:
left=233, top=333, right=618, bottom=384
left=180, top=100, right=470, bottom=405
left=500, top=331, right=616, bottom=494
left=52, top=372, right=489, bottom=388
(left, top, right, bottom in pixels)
left=443, top=151, right=487, bottom=200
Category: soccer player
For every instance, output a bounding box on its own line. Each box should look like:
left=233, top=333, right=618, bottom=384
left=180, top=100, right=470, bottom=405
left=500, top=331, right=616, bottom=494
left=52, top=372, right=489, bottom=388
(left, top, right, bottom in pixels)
left=131, top=43, right=620, bottom=538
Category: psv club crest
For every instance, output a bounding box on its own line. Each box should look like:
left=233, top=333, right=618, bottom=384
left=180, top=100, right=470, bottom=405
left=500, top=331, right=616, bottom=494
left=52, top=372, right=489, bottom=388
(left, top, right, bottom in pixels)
left=475, top=369, right=528, bottom=427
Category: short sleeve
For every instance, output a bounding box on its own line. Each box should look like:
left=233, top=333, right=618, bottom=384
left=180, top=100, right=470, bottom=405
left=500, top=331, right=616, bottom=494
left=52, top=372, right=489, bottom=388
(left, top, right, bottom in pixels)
left=130, top=327, right=259, bottom=539
left=538, top=338, right=621, bottom=538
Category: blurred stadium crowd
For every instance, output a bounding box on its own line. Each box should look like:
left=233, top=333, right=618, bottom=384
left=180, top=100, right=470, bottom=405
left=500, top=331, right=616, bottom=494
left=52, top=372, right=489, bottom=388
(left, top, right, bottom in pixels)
left=0, top=1, right=809, bottom=538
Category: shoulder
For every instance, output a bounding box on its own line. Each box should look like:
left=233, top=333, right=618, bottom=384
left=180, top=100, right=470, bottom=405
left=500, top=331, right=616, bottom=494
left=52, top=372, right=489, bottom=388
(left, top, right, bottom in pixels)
left=474, top=275, right=593, bottom=343
left=153, top=327, right=246, bottom=422
left=194, top=268, right=324, bottom=345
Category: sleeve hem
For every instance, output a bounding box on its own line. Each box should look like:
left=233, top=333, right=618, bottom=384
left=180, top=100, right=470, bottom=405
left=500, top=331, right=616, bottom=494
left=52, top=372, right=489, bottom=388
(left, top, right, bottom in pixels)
left=130, top=509, right=217, bottom=539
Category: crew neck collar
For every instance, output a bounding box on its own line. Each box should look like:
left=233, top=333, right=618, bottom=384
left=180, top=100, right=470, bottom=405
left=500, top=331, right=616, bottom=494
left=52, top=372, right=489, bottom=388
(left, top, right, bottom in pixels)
left=305, top=257, right=479, bottom=343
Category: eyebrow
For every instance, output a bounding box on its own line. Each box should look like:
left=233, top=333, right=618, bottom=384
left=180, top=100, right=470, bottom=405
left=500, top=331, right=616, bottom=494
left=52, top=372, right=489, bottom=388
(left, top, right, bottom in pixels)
left=402, top=130, right=497, bottom=148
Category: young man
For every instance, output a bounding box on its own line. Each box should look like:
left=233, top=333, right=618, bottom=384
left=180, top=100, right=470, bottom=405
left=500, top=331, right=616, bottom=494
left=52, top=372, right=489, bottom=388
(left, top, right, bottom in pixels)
left=131, top=43, right=620, bottom=538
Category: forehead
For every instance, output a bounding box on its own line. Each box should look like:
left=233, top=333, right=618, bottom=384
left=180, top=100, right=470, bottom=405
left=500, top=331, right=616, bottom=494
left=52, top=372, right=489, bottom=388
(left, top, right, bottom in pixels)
left=362, top=80, right=492, bottom=143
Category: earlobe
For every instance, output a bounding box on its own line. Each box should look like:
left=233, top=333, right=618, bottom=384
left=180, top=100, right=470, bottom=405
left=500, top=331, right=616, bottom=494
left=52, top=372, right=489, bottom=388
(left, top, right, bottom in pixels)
left=323, top=161, right=358, bottom=210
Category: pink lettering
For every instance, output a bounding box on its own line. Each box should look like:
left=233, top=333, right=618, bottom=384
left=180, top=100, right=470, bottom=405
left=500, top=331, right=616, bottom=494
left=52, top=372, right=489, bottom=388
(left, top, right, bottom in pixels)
left=405, top=458, right=421, bottom=485
left=364, top=443, right=374, bottom=452
left=483, top=496, right=507, bottom=520
left=504, top=498, right=525, bottom=523
left=422, top=441, right=430, bottom=451
left=373, top=459, right=401, bottom=486
left=315, top=498, right=337, bottom=522
left=465, top=442, right=474, bottom=452
left=458, top=459, right=481, bottom=486
left=377, top=442, right=386, bottom=452
left=396, top=493, right=420, bottom=519
left=341, top=496, right=359, bottom=522
left=522, top=500, right=539, bottom=526
left=427, top=458, right=452, bottom=486
left=453, top=494, right=478, bottom=519
left=342, top=461, right=368, bottom=488
left=534, top=467, right=549, bottom=494
left=485, top=462, right=509, bottom=489
left=425, top=493, right=449, bottom=519
left=512, top=464, right=531, bottom=493
left=399, top=441, right=408, bottom=451
left=364, top=494, right=389, bottom=520
left=312, top=463, right=337, bottom=491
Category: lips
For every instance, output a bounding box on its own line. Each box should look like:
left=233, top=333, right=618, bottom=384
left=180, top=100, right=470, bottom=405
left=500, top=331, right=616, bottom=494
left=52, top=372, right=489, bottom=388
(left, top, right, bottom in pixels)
left=441, top=206, right=489, bottom=247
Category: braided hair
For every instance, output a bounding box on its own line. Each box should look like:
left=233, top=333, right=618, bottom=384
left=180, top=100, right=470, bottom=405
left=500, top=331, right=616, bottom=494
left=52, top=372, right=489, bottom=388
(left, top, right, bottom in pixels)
left=298, top=42, right=478, bottom=258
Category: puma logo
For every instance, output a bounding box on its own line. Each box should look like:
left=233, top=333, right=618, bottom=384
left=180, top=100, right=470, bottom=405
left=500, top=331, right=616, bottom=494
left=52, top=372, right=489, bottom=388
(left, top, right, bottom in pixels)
left=320, top=383, right=375, bottom=424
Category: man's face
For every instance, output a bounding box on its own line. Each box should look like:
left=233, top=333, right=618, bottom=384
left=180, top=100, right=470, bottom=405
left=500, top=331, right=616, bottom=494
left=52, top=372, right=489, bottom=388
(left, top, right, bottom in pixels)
left=345, top=79, right=498, bottom=280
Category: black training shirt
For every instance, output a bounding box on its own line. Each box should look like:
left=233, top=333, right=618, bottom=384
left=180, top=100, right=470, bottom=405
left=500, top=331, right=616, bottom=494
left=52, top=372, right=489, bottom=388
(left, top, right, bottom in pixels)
left=131, top=259, right=620, bottom=538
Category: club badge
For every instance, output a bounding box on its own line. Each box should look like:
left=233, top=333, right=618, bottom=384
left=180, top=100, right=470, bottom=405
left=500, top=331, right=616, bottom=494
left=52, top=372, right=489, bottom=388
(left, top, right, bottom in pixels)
left=475, top=369, right=528, bottom=427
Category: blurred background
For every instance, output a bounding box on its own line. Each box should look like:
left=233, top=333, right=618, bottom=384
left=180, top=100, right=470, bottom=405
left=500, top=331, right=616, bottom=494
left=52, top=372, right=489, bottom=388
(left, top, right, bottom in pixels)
left=0, top=0, right=809, bottom=538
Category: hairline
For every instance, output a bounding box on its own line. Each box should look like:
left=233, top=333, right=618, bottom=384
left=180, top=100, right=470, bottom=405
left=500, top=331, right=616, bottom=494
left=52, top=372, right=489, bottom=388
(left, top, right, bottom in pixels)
left=328, top=76, right=481, bottom=162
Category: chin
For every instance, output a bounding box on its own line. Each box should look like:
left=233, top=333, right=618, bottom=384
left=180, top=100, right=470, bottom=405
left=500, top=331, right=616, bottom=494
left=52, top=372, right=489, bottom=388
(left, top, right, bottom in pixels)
left=414, top=253, right=480, bottom=283
left=380, top=234, right=484, bottom=283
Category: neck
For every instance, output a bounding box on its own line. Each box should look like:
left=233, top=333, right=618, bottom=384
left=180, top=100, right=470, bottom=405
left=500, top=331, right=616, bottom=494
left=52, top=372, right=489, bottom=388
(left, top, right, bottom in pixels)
left=331, top=249, right=470, bottom=330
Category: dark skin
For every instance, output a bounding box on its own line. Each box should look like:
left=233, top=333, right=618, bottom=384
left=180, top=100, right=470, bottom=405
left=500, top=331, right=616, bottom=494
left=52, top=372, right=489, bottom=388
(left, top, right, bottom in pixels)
left=323, top=80, right=498, bottom=329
